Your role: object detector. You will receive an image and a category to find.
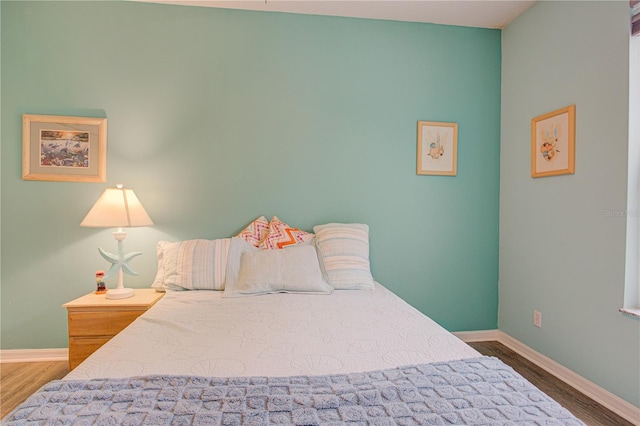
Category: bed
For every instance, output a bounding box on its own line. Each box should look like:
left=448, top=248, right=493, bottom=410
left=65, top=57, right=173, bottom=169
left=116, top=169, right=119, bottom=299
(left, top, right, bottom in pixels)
left=4, top=220, right=585, bottom=425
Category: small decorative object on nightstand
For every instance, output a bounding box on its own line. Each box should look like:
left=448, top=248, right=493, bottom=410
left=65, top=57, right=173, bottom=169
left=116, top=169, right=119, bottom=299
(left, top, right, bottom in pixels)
left=95, top=270, right=106, bottom=294
left=63, top=288, right=164, bottom=370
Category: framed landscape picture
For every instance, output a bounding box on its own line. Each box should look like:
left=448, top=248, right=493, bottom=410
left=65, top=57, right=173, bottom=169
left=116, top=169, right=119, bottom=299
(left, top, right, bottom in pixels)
left=417, top=121, right=458, bottom=176
left=22, top=114, right=107, bottom=182
left=531, top=105, right=575, bottom=178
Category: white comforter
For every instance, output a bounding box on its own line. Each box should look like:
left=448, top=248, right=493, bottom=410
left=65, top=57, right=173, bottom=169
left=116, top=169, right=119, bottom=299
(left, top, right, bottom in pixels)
left=66, top=283, right=479, bottom=380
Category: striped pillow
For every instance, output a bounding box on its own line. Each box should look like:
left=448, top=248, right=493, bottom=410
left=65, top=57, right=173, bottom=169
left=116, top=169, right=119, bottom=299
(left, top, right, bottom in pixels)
left=151, top=238, right=231, bottom=291
left=313, top=223, right=375, bottom=290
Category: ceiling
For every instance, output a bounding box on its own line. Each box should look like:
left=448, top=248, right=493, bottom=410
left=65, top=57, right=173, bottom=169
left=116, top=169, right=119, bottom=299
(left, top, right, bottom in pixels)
left=135, top=0, right=537, bottom=29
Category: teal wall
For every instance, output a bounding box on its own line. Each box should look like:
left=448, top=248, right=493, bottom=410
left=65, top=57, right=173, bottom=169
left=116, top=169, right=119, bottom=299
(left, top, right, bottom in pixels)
left=1, top=2, right=501, bottom=349
left=501, top=1, right=640, bottom=407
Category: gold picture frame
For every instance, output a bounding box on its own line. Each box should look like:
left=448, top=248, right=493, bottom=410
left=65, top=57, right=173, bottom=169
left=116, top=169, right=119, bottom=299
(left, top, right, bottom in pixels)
left=22, top=114, right=107, bottom=182
left=417, top=121, right=458, bottom=176
left=531, top=105, right=575, bottom=178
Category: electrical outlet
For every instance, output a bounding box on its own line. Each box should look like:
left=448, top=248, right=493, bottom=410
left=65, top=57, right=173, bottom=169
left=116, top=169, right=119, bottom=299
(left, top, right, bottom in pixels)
left=533, top=310, right=542, bottom=328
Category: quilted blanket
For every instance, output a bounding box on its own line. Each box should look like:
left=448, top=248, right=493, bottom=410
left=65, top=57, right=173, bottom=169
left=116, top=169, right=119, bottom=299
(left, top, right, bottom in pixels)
left=4, top=357, right=584, bottom=425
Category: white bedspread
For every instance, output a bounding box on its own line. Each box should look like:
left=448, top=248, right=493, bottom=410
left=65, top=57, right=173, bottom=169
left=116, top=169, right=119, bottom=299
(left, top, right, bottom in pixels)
left=65, top=283, right=479, bottom=380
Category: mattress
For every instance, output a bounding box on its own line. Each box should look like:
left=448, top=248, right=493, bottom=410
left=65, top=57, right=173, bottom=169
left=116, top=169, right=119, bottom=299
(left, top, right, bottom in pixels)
left=66, top=283, right=480, bottom=380
left=8, top=284, right=584, bottom=425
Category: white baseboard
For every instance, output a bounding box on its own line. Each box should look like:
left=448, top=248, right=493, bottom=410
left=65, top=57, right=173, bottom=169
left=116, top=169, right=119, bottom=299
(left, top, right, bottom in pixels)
left=455, top=329, right=640, bottom=424
left=452, top=329, right=499, bottom=342
left=0, top=348, right=68, bottom=363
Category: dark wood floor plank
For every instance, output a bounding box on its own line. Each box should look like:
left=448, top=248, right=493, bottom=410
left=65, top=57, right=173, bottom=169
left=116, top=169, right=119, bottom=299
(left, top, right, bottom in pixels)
left=469, top=341, right=636, bottom=426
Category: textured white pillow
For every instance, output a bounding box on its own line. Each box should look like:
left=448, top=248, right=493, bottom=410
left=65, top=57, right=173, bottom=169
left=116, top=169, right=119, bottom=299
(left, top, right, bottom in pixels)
left=313, top=223, right=375, bottom=290
left=223, top=237, right=332, bottom=297
left=151, top=238, right=230, bottom=291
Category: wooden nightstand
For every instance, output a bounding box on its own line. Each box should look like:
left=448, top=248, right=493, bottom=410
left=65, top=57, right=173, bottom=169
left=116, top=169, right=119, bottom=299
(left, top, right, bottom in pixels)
left=63, top=288, right=164, bottom=370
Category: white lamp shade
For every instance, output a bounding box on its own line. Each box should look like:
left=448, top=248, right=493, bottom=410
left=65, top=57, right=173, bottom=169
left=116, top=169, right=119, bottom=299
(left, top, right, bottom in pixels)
left=81, top=186, right=153, bottom=228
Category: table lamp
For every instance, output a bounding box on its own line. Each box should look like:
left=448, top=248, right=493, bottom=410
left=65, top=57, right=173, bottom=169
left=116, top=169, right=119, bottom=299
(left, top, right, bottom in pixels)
left=80, top=184, right=153, bottom=299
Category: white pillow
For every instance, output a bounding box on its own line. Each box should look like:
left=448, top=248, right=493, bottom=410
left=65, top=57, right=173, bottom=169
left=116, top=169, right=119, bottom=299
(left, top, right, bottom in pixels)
left=313, top=223, right=375, bottom=290
left=223, top=237, right=332, bottom=297
left=151, top=238, right=230, bottom=291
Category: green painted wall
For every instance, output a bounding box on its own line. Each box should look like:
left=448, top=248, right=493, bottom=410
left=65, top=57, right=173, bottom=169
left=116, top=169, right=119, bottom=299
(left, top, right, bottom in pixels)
left=1, top=1, right=501, bottom=349
left=501, top=1, right=640, bottom=407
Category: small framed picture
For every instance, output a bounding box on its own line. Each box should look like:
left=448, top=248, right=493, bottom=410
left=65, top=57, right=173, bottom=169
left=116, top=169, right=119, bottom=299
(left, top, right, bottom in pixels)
left=417, top=121, right=458, bottom=176
left=531, top=105, right=575, bottom=178
left=22, top=114, right=107, bottom=182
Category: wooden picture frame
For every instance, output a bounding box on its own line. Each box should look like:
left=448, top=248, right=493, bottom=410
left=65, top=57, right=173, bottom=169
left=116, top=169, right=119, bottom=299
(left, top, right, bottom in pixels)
left=417, top=121, right=458, bottom=176
left=531, top=105, right=575, bottom=178
left=22, top=114, right=107, bottom=182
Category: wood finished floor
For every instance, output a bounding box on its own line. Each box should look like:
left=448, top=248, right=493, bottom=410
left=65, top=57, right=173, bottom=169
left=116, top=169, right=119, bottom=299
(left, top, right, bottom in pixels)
left=1, top=360, right=69, bottom=419
left=0, top=342, right=636, bottom=425
left=468, top=341, right=636, bottom=426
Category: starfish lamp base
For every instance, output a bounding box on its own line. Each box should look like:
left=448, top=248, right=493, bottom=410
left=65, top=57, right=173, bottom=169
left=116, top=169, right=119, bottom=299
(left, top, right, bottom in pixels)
left=106, top=261, right=134, bottom=300
left=106, top=287, right=135, bottom=300
left=99, top=230, right=139, bottom=300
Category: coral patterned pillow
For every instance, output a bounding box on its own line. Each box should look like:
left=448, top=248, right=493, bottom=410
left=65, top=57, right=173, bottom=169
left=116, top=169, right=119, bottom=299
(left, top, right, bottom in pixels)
left=236, top=216, right=270, bottom=247
left=260, top=216, right=315, bottom=250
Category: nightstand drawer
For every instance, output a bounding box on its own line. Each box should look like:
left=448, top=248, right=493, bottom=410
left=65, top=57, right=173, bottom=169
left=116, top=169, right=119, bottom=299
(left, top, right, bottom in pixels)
left=68, top=310, right=144, bottom=337
left=68, top=337, right=111, bottom=370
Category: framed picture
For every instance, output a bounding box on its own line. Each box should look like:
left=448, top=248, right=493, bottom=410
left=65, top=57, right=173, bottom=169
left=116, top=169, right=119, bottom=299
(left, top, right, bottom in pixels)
left=22, top=114, right=107, bottom=182
left=531, top=105, right=575, bottom=178
left=417, top=121, right=458, bottom=176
